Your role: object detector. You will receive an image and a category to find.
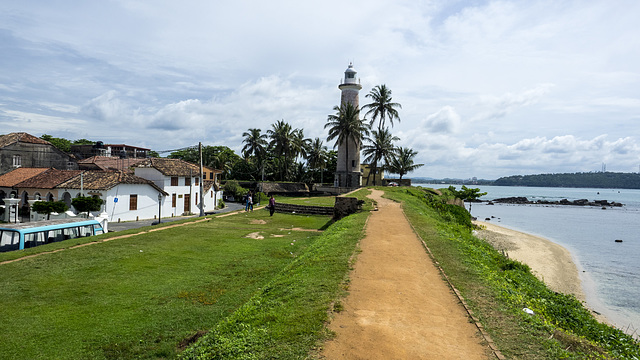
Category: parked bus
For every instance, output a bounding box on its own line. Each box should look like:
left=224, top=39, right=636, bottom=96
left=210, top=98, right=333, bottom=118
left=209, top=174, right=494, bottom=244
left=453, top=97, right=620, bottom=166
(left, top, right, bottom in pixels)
left=0, top=219, right=105, bottom=252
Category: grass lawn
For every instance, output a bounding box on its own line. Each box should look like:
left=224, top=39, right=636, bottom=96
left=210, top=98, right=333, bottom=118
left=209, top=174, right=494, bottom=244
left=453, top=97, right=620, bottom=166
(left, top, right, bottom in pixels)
left=274, top=195, right=337, bottom=207
left=384, top=187, right=640, bottom=359
left=0, top=209, right=333, bottom=359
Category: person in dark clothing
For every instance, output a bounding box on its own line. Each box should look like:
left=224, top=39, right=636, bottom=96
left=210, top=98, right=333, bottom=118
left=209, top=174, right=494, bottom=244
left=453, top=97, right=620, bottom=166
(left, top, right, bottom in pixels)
left=268, top=195, right=276, bottom=216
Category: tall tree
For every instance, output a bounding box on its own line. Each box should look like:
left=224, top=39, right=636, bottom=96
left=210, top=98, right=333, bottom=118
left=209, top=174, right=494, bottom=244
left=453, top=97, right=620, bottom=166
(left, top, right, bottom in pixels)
left=362, top=128, right=399, bottom=186
left=387, top=147, right=424, bottom=180
left=242, top=128, right=268, bottom=180
left=325, top=103, right=369, bottom=187
left=241, top=128, right=267, bottom=160
left=291, top=128, right=311, bottom=162
left=267, top=120, right=296, bottom=181
left=306, top=138, right=328, bottom=184
left=362, top=84, right=402, bottom=132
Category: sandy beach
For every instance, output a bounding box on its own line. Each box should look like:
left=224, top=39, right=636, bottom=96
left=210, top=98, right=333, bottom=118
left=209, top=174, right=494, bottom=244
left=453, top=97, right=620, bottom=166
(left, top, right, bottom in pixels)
left=473, top=220, right=585, bottom=301
left=474, top=220, right=615, bottom=325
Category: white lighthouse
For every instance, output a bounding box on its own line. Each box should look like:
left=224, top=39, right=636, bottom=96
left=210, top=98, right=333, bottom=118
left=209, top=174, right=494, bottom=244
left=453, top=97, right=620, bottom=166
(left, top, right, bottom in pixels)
left=335, top=63, right=363, bottom=188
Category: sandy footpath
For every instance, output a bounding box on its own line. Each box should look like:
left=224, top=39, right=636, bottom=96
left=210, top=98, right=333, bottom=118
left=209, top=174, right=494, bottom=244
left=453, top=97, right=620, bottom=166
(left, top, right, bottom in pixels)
left=321, top=190, right=490, bottom=359
left=473, top=221, right=584, bottom=301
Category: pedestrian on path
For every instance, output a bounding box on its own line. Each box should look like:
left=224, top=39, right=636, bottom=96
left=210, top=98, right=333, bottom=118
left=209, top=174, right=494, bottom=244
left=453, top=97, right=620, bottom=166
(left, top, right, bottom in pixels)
left=245, top=191, right=252, bottom=211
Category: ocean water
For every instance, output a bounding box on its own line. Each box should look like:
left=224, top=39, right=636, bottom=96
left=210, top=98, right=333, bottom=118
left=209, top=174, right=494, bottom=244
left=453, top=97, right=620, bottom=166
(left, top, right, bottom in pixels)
left=437, top=185, right=640, bottom=335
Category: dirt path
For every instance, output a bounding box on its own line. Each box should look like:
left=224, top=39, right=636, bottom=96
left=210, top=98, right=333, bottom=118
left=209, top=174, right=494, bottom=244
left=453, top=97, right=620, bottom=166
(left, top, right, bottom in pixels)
left=321, top=189, right=491, bottom=359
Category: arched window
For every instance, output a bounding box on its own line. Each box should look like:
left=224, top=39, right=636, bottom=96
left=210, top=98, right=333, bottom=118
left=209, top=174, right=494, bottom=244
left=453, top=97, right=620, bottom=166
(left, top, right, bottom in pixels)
left=62, top=192, right=72, bottom=208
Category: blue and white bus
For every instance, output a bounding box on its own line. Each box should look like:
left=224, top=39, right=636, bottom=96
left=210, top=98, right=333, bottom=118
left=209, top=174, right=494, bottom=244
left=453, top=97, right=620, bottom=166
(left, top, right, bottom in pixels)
left=0, top=219, right=105, bottom=252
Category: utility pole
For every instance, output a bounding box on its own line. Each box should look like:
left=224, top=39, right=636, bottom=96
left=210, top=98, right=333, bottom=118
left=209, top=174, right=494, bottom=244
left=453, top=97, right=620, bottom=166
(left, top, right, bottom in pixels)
left=199, top=142, right=205, bottom=217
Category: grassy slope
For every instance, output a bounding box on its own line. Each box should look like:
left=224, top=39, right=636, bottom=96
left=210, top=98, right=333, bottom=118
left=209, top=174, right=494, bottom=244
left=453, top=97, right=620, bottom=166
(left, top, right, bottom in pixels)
left=181, top=189, right=373, bottom=359
left=0, top=210, right=332, bottom=359
left=384, top=187, right=640, bottom=359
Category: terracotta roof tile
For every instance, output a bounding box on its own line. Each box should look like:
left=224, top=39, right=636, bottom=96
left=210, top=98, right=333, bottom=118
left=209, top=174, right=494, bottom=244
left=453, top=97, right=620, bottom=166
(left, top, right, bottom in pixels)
left=0, top=168, right=49, bottom=187
left=77, top=156, right=146, bottom=172
left=14, top=169, right=83, bottom=189
left=134, top=158, right=220, bottom=177
left=0, top=132, right=51, bottom=148
left=57, top=170, right=167, bottom=195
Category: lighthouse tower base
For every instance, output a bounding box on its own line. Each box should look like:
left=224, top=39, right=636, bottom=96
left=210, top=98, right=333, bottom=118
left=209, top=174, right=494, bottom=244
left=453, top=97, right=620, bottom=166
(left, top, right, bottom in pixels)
left=334, top=170, right=362, bottom=189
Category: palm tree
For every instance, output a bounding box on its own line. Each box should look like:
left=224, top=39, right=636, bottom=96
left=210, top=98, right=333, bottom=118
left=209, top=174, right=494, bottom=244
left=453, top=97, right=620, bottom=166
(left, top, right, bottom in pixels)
left=307, top=138, right=328, bottom=184
left=242, top=128, right=268, bottom=180
left=291, top=128, right=311, bottom=162
left=267, top=120, right=296, bottom=181
left=387, top=147, right=424, bottom=180
left=361, top=128, right=399, bottom=186
left=362, top=84, right=402, bottom=132
left=325, top=103, right=369, bottom=187
left=241, top=128, right=267, bottom=159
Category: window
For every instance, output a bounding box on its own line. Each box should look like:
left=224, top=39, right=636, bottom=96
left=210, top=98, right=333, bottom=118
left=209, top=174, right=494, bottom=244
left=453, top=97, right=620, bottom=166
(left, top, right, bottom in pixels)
left=129, top=194, right=138, bottom=210
left=211, top=190, right=213, bottom=198
left=171, top=177, right=178, bottom=186
left=12, top=155, right=21, bottom=167
left=195, top=177, right=199, bottom=186
left=185, top=177, right=191, bottom=186
left=172, top=194, right=176, bottom=207
left=352, top=160, right=356, bottom=168
left=195, top=193, right=198, bottom=205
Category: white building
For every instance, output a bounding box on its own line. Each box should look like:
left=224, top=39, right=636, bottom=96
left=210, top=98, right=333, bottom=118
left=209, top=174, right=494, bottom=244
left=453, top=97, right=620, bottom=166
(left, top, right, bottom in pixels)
left=56, top=171, right=168, bottom=222
left=133, top=158, right=223, bottom=217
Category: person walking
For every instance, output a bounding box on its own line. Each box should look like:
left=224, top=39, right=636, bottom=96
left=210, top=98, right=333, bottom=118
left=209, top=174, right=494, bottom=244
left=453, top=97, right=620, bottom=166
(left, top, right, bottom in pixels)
left=268, top=195, right=276, bottom=216
left=245, top=191, right=252, bottom=211
left=249, top=192, right=254, bottom=212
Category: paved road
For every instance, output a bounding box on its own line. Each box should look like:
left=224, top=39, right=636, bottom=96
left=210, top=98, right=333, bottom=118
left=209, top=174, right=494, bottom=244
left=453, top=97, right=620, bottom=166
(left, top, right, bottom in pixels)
left=107, top=202, right=245, bottom=232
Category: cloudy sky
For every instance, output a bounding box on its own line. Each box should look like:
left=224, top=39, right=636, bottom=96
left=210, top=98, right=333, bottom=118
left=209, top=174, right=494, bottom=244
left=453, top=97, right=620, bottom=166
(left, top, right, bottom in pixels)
left=1, top=1, right=639, bottom=179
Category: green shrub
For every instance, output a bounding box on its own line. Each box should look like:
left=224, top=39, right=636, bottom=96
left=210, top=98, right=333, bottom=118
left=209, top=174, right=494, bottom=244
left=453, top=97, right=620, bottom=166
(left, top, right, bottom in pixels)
left=223, top=180, right=248, bottom=202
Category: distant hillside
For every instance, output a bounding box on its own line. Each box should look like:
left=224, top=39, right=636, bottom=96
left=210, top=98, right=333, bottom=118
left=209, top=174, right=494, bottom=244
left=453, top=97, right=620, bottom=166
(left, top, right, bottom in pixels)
left=493, top=172, right=640, bottom=189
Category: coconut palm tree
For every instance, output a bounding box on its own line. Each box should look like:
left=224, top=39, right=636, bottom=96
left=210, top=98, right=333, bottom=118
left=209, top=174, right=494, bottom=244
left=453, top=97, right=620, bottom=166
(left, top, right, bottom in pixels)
left=387, top=147, right=424, bottom=180
left=362, top=84, right=402, bottom=132
left=307, top=138, right=328, bottom=184
left=241, top=128, right=267, bottom=159
left=325, top=103, right=369, bottom=187
left=361, top=128, right=399, bottom=186
left=242, top=128, right=268, bottom=180
left=291, top=128, right=311, bottom=162
left=267, top=120, right=297, bottom=181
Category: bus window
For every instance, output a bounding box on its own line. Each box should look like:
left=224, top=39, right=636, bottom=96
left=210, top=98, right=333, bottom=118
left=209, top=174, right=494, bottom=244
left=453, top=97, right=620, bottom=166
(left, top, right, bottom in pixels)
left=24, top=232, right=47, bottom=248
left=93, top=224, right=104, bottom=235
left=0, top=230, right=20, bottom=252
left=48, top=229, right=64, bottom=243
left=78, top=225, right=93, bottom=237
left=63, top=227, right=80, bottom=240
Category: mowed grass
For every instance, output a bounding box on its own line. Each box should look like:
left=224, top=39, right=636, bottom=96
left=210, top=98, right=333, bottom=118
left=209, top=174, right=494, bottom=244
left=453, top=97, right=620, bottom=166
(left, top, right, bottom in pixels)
left=275, top=195, right=337, bottom=207
left=0, top=208, right=334, bottom=359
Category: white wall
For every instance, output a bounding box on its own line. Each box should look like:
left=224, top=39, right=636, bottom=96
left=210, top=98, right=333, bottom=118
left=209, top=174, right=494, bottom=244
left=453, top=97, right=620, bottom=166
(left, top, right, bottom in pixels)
left=58, top=184, right=163, bottom=222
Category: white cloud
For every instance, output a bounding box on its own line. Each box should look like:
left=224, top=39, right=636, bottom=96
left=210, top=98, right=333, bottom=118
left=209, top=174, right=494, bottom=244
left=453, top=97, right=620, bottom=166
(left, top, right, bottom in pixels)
left=2, top=1, right=640, bottom=179
left=423, top=106, right=461, bottom=134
